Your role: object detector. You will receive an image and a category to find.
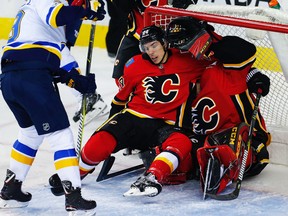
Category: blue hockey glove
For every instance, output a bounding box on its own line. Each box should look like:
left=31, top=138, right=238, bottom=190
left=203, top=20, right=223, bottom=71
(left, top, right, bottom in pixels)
left=83, top=0, right=106, bottom=21
left=55, top=68, right=96, bottom=94
left=246, top=68, right=270, bottom=96
left=83, top=8, right=105, bottom=21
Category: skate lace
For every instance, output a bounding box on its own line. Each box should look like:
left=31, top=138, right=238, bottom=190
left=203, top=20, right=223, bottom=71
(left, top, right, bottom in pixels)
left=134, top=174, right=159, bottom=189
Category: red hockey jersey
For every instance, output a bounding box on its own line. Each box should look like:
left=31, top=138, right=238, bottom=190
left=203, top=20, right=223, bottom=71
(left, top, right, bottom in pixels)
left=191, top=36, right=269, bottom=139
left=192, top=63, right=249, bottom=134
left=112, top=49, right=209, bottom=126
left=192, top=62, right=269, bottom=137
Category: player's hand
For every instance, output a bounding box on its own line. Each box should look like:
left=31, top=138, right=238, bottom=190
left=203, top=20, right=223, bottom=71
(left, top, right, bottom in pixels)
left=246, top=68, right=270, bottom=96
left=55, top=68, right=96, bottom=94
left=83, top=0, right=106, bottom=21
left=89, top=0, right=105, bottom=13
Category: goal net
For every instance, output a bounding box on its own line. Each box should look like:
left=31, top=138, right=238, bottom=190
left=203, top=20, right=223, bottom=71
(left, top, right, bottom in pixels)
left=144, top=5, right=288, bottom=165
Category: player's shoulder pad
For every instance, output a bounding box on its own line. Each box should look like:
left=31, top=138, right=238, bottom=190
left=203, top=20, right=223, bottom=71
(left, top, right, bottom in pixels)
left=212, top=36, right=256, bottom=68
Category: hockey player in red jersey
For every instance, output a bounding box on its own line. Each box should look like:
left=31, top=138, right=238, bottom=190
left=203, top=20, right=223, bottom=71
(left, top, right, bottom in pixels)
left=110, top=0, right=194, bottom=83
left=75, top=25, right=210, bottom=197
left=165, top=17, right=271, bottom=195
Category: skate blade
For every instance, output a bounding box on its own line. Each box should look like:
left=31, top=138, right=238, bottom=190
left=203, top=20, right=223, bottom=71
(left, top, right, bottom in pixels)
left=123, top=187, right=158, bottom=197
left=84, top=104, right=108, bottom=126
left=0, top=198, right=29, bottom=208
left=68, top=208, right=96, bottom=216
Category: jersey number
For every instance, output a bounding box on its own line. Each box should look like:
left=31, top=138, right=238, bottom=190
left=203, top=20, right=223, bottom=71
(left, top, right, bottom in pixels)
left=8, top=10, right=25, bottom=43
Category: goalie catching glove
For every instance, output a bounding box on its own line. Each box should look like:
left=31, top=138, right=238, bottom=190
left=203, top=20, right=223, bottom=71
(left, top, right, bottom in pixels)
left=166, top=16, right=213, bottom=60
left=54, top=68, right=96, bottom=94
left=246, top=68, right=270, bottom=96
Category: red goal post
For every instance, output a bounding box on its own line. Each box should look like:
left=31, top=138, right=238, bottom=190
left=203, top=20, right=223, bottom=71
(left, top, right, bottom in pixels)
left=144, top=5, right=288, bottom=129
left=144, top=6, right=288, bottom=33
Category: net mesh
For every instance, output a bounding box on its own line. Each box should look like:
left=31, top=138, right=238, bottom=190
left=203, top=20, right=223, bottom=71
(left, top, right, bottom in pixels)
left=145, top=5, right=288, bottom=128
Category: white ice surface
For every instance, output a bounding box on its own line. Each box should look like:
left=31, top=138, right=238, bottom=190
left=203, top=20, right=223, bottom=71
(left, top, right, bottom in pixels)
left=0, top=41, right=288, bottom=216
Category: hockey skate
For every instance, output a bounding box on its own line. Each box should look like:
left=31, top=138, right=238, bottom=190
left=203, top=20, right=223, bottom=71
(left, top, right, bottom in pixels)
left=49, top=169, right=95, bottom=196
left=62, top=180, right=96, bottom=216
left=0, top=169, right=32, bottom=208
left=73, top=93, right=108, bottom=125
left=123, top=173, right=162, bottom=197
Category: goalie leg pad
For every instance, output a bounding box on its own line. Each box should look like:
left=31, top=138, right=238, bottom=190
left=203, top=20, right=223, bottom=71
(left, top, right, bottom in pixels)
left=198, top=145, right=241, bottom=195
left=198, top=123, right=251, bottom=195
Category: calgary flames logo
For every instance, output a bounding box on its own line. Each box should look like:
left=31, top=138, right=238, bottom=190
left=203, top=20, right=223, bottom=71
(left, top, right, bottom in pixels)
left=192, top=97, right=220, bottom=134
left=142, top=75, right=180, bottom=104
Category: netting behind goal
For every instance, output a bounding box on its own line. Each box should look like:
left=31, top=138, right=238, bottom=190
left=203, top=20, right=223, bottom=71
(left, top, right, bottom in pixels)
left=144, top=5, right=288, bottom=130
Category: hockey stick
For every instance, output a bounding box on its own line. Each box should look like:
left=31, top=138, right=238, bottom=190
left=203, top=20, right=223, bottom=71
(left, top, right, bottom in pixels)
left=206, top=90, right=262, bottom=200
left=76, top=20, right=96, bottom=157
left=96, top=156, right=145, bottom=182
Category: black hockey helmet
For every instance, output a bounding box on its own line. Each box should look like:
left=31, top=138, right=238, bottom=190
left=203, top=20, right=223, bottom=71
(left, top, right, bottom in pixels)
left=139, top=25, right=166, bottom=52
left=166, top=16, right=212, bottom=59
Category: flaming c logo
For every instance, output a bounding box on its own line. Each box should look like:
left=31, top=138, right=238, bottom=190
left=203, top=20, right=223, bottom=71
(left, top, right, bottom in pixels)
left=142, top=74, right=180, bottom=104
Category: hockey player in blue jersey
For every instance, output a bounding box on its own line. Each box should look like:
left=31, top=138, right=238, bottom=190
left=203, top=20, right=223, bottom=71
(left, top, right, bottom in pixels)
left=0, top=0, right=105, bottom=214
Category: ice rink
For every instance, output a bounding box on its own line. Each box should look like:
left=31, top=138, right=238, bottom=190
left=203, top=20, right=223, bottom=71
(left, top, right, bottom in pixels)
left=0, top=41, right=288, bottom=216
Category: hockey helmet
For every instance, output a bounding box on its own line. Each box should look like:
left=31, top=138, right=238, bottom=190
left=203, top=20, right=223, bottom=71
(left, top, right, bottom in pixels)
left=166, top=16, right=212, bottom=59
left=139, top=25, right=166, bottom=52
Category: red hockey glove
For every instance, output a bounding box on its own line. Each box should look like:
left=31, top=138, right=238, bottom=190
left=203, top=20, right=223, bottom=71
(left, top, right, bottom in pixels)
left=246, top=68, right=270, bottom=96
left=55, top=68, right=96, bottom=94
left=70, top=0, right=86, bottom=7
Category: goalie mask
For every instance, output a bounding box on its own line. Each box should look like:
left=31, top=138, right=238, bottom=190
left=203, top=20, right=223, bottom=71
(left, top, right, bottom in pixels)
left=166, top=16, right=212, bottom=60
left=139, top=25, right=166, bottom=53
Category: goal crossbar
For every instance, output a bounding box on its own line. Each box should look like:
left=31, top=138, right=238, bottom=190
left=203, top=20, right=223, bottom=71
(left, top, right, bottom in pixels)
left=144, top=6, right=288, bottom=33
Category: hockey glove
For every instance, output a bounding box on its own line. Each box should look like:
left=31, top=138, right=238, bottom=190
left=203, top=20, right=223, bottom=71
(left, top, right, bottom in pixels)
left=81, top=0, right=106, bottom=21
left=245, top=140, right=269, bottom=177
left=172, top=0, right=195, bottom=9
left=55, top=68, right=96, bottom=94
left=246, top=68, right=270, bottom=96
